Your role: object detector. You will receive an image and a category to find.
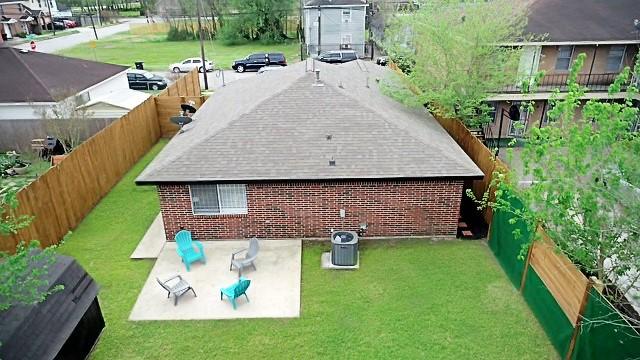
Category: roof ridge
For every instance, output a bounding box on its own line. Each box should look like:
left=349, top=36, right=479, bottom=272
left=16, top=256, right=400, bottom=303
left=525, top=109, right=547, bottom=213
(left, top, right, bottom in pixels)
left=8, top=48, right=53, bottom=101
left=140, top=69, right=311, bottom=180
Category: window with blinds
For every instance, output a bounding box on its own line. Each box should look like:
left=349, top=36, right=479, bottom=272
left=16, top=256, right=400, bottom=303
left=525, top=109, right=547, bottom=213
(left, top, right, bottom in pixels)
left=606, top=45, right=626, bottom=72
left=555, top=45, right=574, bottom=71
left=190, top=184, right=247, bottom=215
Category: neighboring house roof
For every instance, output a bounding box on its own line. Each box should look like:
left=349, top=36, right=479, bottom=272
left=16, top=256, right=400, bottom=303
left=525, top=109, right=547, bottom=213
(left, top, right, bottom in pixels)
left=137, top=61, right=483, bottom=184
left=0, top=47, right=128, bottom=103
left=526, top=0, right=640, bottom=42
left=78, top=89, right=150, bottom=111
left=304, top=0, right=367, bottom=7
left=0, top=255, right=100, bottom=360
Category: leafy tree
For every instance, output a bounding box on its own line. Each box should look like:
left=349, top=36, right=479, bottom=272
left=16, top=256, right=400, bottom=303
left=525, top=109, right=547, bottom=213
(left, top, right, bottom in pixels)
left=472, top=53, right=640, bottom=325
left=0, top=184, right=61, bottom=312
left=218, top=0, right=293, bottom=44
left=383, top=0, right=531, bottom=127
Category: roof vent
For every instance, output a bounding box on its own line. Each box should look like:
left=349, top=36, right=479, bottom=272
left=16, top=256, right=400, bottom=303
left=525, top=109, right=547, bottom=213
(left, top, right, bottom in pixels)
left=338, top=81, right=344, bottom=89
left=329, top=157, right=336, bottom=166
left=326, top=134, right=332, bottom=140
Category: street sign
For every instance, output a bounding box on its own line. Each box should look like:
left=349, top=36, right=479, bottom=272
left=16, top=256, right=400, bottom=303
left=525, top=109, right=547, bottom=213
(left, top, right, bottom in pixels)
left=30, top=41, right=36, bottom=50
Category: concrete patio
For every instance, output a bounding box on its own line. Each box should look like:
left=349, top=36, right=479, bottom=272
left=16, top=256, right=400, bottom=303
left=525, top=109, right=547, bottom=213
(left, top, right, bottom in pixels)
left=129, top=239, right=301, bottom=321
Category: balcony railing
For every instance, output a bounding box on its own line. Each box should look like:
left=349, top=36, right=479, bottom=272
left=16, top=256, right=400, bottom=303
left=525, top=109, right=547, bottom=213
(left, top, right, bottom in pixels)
left=498, top=72, right=626, bottom=93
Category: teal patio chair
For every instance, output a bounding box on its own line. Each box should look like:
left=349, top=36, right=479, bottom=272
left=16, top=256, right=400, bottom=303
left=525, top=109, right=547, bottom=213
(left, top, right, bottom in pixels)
left=220, top=277, right=251, bottom=310
left=175, top=230, right=206, bottom=271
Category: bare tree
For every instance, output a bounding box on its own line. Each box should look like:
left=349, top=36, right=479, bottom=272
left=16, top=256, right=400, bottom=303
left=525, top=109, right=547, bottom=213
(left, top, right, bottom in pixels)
left=38, top=91, right=93, bottom=154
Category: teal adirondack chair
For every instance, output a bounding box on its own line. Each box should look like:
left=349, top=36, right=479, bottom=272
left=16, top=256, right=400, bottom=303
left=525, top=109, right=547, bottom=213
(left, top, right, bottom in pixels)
left=175, top=230, right=206, bottom=271
left=220, top=277, right=251, bottom=310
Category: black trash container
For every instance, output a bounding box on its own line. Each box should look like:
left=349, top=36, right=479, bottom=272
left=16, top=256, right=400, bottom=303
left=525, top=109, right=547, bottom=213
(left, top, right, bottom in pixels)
left=135, top=61, right=144, bottom=70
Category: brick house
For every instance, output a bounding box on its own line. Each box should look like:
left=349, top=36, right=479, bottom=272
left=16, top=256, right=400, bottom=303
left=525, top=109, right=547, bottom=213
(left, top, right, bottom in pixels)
left=136, top=61, right=483, bottom=241
left=485, top=0, right=640, bottom=140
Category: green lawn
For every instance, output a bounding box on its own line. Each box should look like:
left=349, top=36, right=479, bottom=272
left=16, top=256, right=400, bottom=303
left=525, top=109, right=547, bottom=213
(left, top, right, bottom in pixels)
left=57, top=140, right=556, bottom=359
left=0, top=157, right=50, bottom=191
left=57, top=32, right=300, bottom=70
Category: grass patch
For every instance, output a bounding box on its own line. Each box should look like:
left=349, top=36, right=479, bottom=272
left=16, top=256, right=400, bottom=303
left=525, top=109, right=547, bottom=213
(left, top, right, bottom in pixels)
left=57, top=140, right=557, bottom=359
left=57, top=32, right=300, bottom=70
left=0, top=157, right=50, bottom=190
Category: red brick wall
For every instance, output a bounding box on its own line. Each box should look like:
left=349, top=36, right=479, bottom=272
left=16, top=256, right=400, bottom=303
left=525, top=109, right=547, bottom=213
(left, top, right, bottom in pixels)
left=158, top=180, right=463, bottom=240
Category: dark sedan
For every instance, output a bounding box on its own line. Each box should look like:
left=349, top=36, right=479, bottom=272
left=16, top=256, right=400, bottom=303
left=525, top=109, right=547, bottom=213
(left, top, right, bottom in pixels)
left=126, top=70, right=167, bottom=91
left=231, top=52, right=287, bottom=73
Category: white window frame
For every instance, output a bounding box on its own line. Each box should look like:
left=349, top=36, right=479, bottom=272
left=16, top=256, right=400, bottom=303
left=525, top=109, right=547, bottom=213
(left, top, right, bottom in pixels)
left=606, top=45, right=626, bottom=72
left=555, top=45, right=574, bottom=71
left=189, top=184, right=248, bottom=215
left=341, top=33, right=352, bottom=45
left=342, top=9, right=351, bottom=23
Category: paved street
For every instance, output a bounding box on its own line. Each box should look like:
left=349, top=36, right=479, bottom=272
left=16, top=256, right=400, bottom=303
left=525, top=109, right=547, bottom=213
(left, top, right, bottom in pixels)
left=15, top=18, right=148, bottom=53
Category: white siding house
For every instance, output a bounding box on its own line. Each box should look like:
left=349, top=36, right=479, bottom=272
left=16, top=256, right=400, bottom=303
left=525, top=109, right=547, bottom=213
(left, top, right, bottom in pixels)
left=303, top=0, right=368, bottom=57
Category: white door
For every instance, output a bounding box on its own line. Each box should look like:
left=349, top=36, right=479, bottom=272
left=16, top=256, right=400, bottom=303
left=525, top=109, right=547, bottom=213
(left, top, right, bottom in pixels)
left=516, top=46, right=541, bottom=88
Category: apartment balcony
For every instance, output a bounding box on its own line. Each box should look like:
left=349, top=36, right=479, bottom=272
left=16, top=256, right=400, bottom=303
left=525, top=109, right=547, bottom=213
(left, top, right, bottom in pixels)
left=498, top=72, right=628, bottom=94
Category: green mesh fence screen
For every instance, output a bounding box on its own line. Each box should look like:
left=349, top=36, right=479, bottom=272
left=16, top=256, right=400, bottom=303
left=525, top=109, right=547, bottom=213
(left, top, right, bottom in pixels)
left=490, top=198, right=571, bottom=358
left=572, top=288, right=640, bottom=360
left=488, top=196, right=530, bottom=287
left=522, top=265, right=574, bottom=356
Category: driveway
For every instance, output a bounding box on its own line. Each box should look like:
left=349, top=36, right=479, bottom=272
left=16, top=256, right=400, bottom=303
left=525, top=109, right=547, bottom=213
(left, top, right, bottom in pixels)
left=15, top=18, right=149, bottom=53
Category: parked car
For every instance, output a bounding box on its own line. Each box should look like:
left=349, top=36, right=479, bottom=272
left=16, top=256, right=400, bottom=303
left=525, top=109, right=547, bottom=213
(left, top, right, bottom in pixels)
left=316, top=50, right=358, bottom=64
left=169, top=58, right=214, bottom=73
left=127, top=70, right=168, bottom=91
left=231, top=53, right=287, bottom=73
left=257, top=65, right=285, bottom=75
left=61, top=19, right=77, bottom=28
left=46, top=21, right=66, bottom=31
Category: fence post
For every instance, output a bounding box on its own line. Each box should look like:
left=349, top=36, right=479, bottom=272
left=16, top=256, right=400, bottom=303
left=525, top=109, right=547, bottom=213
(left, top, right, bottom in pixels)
left=519, top=242, right=534, bottom=292
left=565, top=279, right=593, bottom=360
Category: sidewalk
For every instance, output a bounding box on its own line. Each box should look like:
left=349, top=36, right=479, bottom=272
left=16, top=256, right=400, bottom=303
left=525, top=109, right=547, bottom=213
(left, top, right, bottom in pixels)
left=14, top=18, right=148, bottom=53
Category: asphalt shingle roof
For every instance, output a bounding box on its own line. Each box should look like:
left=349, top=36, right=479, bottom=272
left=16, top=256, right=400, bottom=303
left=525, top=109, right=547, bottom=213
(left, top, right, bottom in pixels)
left=0, top=47, right=128, bottom=103
left=136, top=61, right=483, bottom=183
left=526, top=0, right=640, bottom=42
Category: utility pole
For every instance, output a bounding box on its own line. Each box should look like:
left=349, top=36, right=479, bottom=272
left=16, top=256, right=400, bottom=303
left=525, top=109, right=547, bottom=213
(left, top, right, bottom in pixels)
left=88, top=14, right=98, bottom=40
left=45, top=0, right=54, bottom=35
left=96, top=0, right=101, bottom=26
left=299, top=0, right=303, bottom=60
left=196, top=0, right=209, bottom=90
left=316, top=4, right=321, bottom=56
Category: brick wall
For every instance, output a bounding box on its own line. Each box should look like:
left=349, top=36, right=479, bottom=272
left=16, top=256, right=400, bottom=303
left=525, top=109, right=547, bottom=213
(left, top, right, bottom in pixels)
left=158, top=180, right=463, bottom=240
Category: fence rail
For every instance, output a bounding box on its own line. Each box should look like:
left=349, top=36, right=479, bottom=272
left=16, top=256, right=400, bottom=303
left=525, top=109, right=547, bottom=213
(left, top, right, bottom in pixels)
left=0, top=70, right=200, bottom=252
left=499, top=72, right=624, bottom=93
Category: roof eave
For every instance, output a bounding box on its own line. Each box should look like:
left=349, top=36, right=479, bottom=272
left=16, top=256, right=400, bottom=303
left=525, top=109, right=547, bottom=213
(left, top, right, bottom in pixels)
left=135, top=174, right=484, bottom=186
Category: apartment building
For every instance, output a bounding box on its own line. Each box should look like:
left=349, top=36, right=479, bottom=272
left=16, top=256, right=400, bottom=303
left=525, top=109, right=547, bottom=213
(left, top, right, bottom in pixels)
left=485, top=0, right=640, bottom=140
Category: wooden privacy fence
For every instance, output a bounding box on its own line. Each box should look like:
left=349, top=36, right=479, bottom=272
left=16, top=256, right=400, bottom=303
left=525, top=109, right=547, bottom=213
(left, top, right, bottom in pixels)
left=156, top=70, right=203, bottom=137
left=431, top=114, right=508, bottom=225
left=525, top=227, right=590, bottom=325
left=0, top=70, right=201, bottom=252
left=156, top=96, right=206, bottom=137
